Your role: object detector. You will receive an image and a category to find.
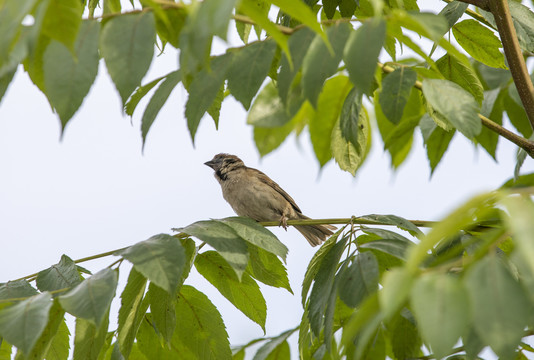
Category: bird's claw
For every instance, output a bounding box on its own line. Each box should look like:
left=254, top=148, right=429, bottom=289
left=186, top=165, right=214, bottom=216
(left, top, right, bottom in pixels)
left=279, top=216, right=288, bottom=231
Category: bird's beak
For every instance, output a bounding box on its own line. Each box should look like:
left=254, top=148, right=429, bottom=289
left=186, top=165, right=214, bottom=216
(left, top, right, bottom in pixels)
left=204, top=160, right=216, bottom=169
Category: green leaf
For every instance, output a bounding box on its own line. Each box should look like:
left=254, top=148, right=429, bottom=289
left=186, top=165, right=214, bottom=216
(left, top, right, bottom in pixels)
left=248, top=81, right=289, bottom=128
left=436, top=54, right=484, bottom=105
left=478, top=88, right=503, bottom=159
left=308, top=236, right=347, bottom=335
left=42, top=20, right=99, bottom=130
left=238, top=0, right=289, bottom=60
left=136, top=314, right=178, bottom=359
left=58, top=268, right=118, bottom=327
left=155, top=7, right=187, bottom=48
left=278, top=28, right=315, bottom=104
left=338, top=252, right=379, bottom=308
left=185, top=53, right=233, bottom=141
left=302, top=22, right=351, bottom=106
left=179, top=0, right=236, bottom=74
left=340, top=87, right=363, bottom=148
left=464, top=254, right=531, bottom=359
left=41, top=0, right=82, bottom=51
left=216, top=217, right=288, bottom=260
left=178, top=220, right=249, bottom=280
left=0, top=292, right=52, bottom=355
left=358, top=214, right=423, bottom=237
left=379, top=67, right=417, bottom=124
left=253, top=116, right=299, bottom=156
left=0, top=64, right=16, bottom=105
left=0, top=0, right=38, bottom=68
left=0, top=280, right=38, bottom=301
left=124, top=76, right=165, bottom=116
left=101, top=12, right=156, bottom=105
left=420, top=114, right=455, bottom=174
left=0, top=339, right=11, bottom=360
left=141, top=70, right=181, bottom=145
left=379, top=267, right=412, bottom=319
left=502, top=196, right=534, bottom=279
left=387, top=309, right=422, bottom=360
left=25, top=299, right=66, bottom=360
left=44, top=316, right=70, bottom=360
left=73, top=315, right=109, bottom=360
left=270, top=0, right=325, bottom=40
left=440, top=1, right=469, bottom=29
left=147, top=282, right=175, bottom=345
left=227, top=40, right=277, bottom=109
left=247, top=245, right=292, bottom=293
left=359, top=239, right=411, bottom=260
left=411, top=273, right=470, bottom=359
left=253, top=329, right=294, bottom=360
left=36, top=255, right=81, bottom=294
left=195, top=251, right=267, bottom=331
left=331, top=105, right=371, bottom=175
left=344, top=18, right=386, bottom=95
left=504, top=88, right=533, bottom=138
left=361, top=227, right=413, bottom=244
left=422, top=79, right=481, bottom=138
left=117, top=268, right=148, bottom=359
left=452, top=20, right=506, bottom=69
left=309, top=75, right=352, bottom=167
left=173, top=285, right=232, bottom=360
left=116, top=234, right=185, bottom=294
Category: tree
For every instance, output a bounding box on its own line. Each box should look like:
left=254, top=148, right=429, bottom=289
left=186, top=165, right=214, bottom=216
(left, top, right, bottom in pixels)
left=1, top=0, right=534, bottom=359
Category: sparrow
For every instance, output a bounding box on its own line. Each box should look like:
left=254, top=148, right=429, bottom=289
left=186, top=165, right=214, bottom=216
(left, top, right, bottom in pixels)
left=204, top=153, right=336, bottom=246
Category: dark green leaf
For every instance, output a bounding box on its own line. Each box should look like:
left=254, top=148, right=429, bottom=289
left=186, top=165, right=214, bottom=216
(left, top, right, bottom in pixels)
left=464, top=254, right=532, bottom=359
left=422, top=79, right=481, bottom=138
left=379, top=267, right=413, bottom=319
left=73, top=315, right=109, bottom=360
left=504, top=89, right=533, bottom=138
left=344, top=18, right=386, bottom=95
left=41, top=0, right=82, bottom=51
left=388, top=309, right=422, bottom=360
left=155, top=7, right=187, bottom=48
left=195, top=251, right=267, bottom=331
left=340, top=87, right=363, bottom=147
left=0, top=293, right=52, bottom=355
left=452, top=20, right=506, bottom=69
left=379, top=67, right=417, bottom=124
left=185, top=53, right=233, bottom=141
left=323, top=0, right=339, bottom=19
left=124, top=76, right=165, bottom=116
left=340, top=0, right=357, bottom=17
left=309, top=75, right=353, bottom=167
left=338, top=252, right=379, bottom=308
left=440, top=1, right=469, bottom=29
left=0, top=67, right=16, bottom=105
left=411, top=273, right=470, bottom=359
left=58, top=268, right=118, bottom=327
left=115, top=234, right=186, bottom=294
left=247, top=245, right=292, bottom=293
left=278, top=28, right=315, bottom=104
left=173, top=285, right=232, bottom=360
left=36, top=255, right=81, bottom=294
left=0, top=0, right=38, bottom=68
left=227, top=40, right=277, bottom=109
left=477, top=88, right=503, bottom=159
left=253, top=329, right=294, bottom=360
left=308, top=236, right=347, bottom=335
left=117, top=268, right=148, bottom=359
left=101, top=12, right=155, bottom=105
left=147, top=282, right=175, bottom=345
left=178, top=220, right=249, bottom=280
left=141, top=70, right=181, bottom=145
left=0, top=280, right=38, bottom=301
left=302, top=22, right=351, bottom=106
left=331, top=104, right=371, bottom=175
left=359, top=239, right=411, bottom=260
left=358, top=214, right=423, bottom=237
left=420, top=114, right=455, bottom=174
left=436, top=54, right=484, bottom=104
left=271, top=0, right=325, bottom=37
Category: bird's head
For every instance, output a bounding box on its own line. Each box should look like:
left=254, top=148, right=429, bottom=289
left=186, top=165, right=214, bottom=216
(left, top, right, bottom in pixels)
left=204, top=153, right=245, bottom=179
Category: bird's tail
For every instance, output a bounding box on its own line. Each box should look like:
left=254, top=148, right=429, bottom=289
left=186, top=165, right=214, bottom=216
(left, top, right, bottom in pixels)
left=294, top=214, right=336, bottom=247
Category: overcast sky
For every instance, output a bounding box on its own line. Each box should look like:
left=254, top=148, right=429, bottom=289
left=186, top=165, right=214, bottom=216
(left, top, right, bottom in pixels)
left=1, top=3, right=533, bottom=356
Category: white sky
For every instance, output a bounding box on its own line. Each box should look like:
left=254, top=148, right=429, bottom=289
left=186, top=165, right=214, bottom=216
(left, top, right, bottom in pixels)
left=1, top=3, right=533, bottom=357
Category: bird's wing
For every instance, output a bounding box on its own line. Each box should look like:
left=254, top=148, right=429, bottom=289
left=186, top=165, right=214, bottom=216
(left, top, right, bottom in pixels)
left=250, top=168, right=302, bottom=214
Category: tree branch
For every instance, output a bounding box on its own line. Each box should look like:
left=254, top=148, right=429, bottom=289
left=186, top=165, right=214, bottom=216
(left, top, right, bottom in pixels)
left=379, top=63, right=534, bottom=158
left=488, top=0, right=534, bottom=130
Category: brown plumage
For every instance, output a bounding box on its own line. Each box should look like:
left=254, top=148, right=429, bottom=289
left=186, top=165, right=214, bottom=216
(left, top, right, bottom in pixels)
left=204, top=153, right=336, bottom=246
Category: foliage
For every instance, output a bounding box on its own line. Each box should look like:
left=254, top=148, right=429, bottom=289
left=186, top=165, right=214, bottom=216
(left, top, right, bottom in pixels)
left=2, top=0, right=534, bottom=359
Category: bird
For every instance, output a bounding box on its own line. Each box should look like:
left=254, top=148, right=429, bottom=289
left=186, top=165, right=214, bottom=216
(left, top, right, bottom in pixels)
left=204, top=153, right=336, bottom=246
